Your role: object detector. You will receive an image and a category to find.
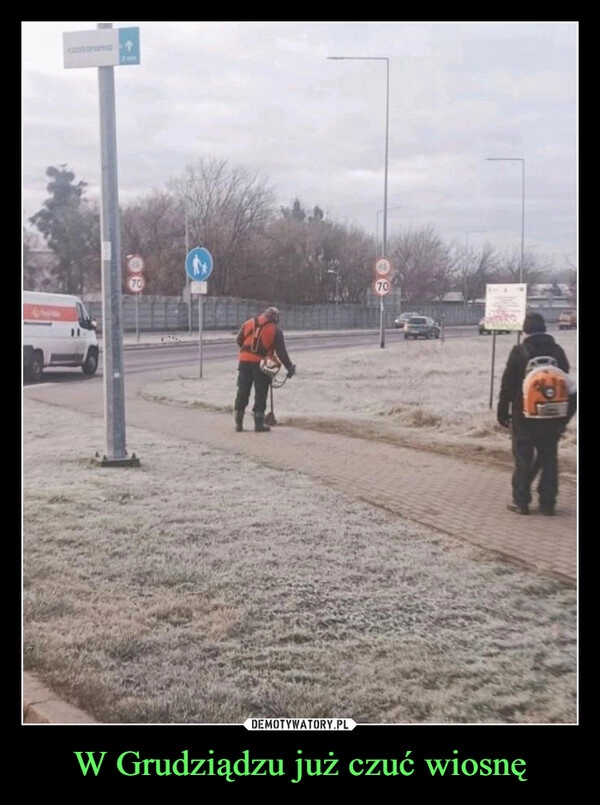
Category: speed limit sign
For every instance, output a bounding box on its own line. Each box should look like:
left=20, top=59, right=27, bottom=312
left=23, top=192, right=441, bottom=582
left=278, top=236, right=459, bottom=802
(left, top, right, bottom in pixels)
left=372, top=277, right=391, bottom=297
left=374, top=256, right=393, bottom=277
left=127, top=274, right=145, bottom=294
left=126, top=254, right=145, bottom=273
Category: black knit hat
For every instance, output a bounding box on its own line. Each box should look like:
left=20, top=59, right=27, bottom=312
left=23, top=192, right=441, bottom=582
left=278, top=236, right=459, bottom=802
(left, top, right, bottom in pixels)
left=522, top=312, right=546, bottom=334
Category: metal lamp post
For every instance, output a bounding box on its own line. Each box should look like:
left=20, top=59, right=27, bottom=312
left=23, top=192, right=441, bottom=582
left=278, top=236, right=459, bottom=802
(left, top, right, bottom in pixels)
left=328, top=55, right=390, bottom=348
left=464, top=230, right=485, bottom=308
left=486, top=157, right=525, bottom=343
left=185, top=199, right=191, bottom=335
left=181, top=182, right=198, bottom=336
left=376, top=205, right=402, bottom=254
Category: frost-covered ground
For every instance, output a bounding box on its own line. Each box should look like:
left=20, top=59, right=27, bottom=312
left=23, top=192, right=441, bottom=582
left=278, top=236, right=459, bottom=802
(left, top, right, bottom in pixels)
left=22, top=329, right=577, bottom=724
left=142, top=329, right=577, bottom=473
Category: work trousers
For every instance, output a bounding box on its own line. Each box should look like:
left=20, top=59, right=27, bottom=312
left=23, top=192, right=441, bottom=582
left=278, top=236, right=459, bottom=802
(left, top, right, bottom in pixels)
left=511, top=421, right=562, bottom=509
left=235, top=361, right=271, bottom=415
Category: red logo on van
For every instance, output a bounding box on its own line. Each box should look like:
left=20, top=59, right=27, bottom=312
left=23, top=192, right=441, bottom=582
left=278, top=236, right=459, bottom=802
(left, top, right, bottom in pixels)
left=23, top=304, right=78, bottom=322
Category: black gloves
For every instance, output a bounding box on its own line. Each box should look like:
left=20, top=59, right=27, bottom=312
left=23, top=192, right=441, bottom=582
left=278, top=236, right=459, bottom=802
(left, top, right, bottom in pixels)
left=286, top=364, right=296, bottom=378
left=497, top=412, right=510, bottom=429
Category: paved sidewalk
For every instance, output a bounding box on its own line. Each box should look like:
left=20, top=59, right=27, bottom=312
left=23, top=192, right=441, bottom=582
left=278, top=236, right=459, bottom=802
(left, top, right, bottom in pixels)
left=126, top=401, right=577, bottom=582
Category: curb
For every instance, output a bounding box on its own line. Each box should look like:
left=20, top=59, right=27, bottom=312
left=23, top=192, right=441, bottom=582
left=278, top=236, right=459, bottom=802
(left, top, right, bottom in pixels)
left=22, top=672, right=99, bottom=725
left=103, top=329, right=378, bottom=351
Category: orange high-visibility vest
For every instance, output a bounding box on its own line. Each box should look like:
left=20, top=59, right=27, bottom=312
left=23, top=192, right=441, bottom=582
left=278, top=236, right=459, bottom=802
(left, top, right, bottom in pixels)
left=237, top=315, right=277, bottom=364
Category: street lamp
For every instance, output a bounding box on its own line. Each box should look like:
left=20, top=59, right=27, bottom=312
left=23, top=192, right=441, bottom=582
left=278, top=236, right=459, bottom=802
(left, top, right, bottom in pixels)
left=376, top=205, right=402, bottom=255
left=463, top=230, right=485, bottom=308
left=328, top=55, right=390, bottom=348
left=183, top=189, right=192, bottom=335
left=486, top=157, right=525, bottom=344
left=327, top=268, right=340, bottom=305
left=485, top=158, right=525, bottom=283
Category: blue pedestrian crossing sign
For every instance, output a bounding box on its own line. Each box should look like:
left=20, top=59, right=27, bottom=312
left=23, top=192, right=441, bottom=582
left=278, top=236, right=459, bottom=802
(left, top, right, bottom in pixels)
left=185, top=247, right=213, bottom=282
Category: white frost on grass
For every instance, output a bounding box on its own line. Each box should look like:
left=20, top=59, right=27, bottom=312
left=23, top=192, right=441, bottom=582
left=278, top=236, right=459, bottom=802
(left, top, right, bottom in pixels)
left=22, top=329, right=577, bottom=724
left=142, top=329, right=577, bottom=471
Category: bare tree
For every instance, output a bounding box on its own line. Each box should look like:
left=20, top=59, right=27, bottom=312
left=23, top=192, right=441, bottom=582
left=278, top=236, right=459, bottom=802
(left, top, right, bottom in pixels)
left=169, top=159, right=276, bottom=296
left=121, top=193, right=183, bottom=295
left=262, top=212, right=323, bottom=303
left=495, top=248, right=553, bottom=287
left=452, top=241, right=499, bottom=304
left=262, top=202, right=374, bottom=304
left=328, top=224, right=376, bottom=304
left=388, top=225, right=455, bottom=302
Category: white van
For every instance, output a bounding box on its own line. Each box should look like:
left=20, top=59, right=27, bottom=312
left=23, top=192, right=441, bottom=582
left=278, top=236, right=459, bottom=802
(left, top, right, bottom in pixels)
left=23, top=291, right=99, bottom=381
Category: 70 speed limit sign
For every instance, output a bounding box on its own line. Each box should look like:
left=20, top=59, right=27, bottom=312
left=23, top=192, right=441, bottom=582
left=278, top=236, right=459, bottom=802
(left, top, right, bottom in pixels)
left=127, top=274, right=145, bottom=294
left=372, top=277, right=392, bottom=297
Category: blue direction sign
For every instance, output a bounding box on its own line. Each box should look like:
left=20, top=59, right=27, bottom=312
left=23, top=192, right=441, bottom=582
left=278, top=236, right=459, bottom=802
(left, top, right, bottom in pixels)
left=119, top=27, right=140, bottom=65
left=185, top=247, right=213, bottom=282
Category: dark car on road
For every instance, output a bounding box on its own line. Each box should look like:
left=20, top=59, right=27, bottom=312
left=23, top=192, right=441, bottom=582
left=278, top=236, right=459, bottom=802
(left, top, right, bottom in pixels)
left=404, top=316, right=441, bottom=340
left=393, top=311, right=420, bottom=329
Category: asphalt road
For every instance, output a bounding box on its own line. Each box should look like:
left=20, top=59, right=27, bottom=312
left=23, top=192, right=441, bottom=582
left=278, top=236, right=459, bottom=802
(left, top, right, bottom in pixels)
left=24, top=325, right=494, bottom=384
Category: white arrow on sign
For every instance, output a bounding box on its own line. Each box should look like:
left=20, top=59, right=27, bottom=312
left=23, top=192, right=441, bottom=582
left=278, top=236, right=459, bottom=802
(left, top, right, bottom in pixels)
left=373, top=278, right=391, bottom=297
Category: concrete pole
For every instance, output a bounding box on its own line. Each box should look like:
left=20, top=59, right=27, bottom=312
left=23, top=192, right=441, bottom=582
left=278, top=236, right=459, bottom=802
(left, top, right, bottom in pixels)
left=380, top=57, right=390, bottom=350
left=96, top=23, right=138, bottom=466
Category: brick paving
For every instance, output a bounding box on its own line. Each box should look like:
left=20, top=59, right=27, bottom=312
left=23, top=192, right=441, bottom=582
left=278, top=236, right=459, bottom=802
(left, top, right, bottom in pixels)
left=129, top=402, right=577, bottom=582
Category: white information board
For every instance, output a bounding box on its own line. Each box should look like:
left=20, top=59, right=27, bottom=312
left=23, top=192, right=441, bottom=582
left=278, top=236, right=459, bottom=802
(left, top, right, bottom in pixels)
left=483, top=283, right=527, bottom=331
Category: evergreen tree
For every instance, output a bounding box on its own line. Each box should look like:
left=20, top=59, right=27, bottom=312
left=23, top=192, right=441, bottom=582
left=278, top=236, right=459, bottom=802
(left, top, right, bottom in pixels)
left=29, top=165, right=99, bottom=294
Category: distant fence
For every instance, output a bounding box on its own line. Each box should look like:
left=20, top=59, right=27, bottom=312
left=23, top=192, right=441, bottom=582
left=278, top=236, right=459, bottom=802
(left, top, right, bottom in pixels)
left=82, top=294, right=572, bottom=334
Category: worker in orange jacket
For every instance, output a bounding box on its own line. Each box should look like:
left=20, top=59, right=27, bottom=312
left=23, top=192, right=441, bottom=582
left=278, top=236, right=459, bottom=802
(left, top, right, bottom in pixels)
left=234, top=306, right=296, bottom=432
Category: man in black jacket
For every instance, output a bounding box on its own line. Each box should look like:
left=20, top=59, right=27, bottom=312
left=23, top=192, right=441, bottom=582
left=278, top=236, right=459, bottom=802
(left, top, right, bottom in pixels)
left=497, top=312, right=576, bottom=516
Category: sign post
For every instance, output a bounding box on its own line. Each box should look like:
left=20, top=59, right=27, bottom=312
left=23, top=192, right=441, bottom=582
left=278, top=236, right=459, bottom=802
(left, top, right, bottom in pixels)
left=186, top=248, right=213, bottom=378
left=483, top=283, right=528, bottom=408
left=126, top=254, right=145, bottom=343
left=64, top=24, right=141, bottom=467
left=373, top=257, right=393, bottom=348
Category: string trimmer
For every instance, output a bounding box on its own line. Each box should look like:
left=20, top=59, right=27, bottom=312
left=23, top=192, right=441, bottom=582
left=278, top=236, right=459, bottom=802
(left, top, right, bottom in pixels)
left=259, top=358, right=290, bottom=426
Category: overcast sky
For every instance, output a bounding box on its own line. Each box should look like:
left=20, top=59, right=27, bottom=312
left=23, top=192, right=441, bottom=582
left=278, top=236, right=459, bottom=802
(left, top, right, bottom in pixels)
left=22, top=21, right=577, bottom=267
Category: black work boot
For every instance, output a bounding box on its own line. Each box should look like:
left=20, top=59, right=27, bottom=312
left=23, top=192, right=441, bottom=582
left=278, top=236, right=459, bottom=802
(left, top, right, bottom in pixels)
left=234, top=410, right=244, bottom=432
left=254, top=414, right=271, bottom=432
left=507, top=502, right=529, bottom=515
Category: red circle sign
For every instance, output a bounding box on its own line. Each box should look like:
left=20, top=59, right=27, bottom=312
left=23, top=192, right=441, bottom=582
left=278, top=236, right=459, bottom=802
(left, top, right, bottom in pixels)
left=373, top=257, right=392, bottom=277
left=126, top=254, right=145, bottom=273
left=372, top=277, right=391, bottom=297
left=127, top=274, right=145, bottom=294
